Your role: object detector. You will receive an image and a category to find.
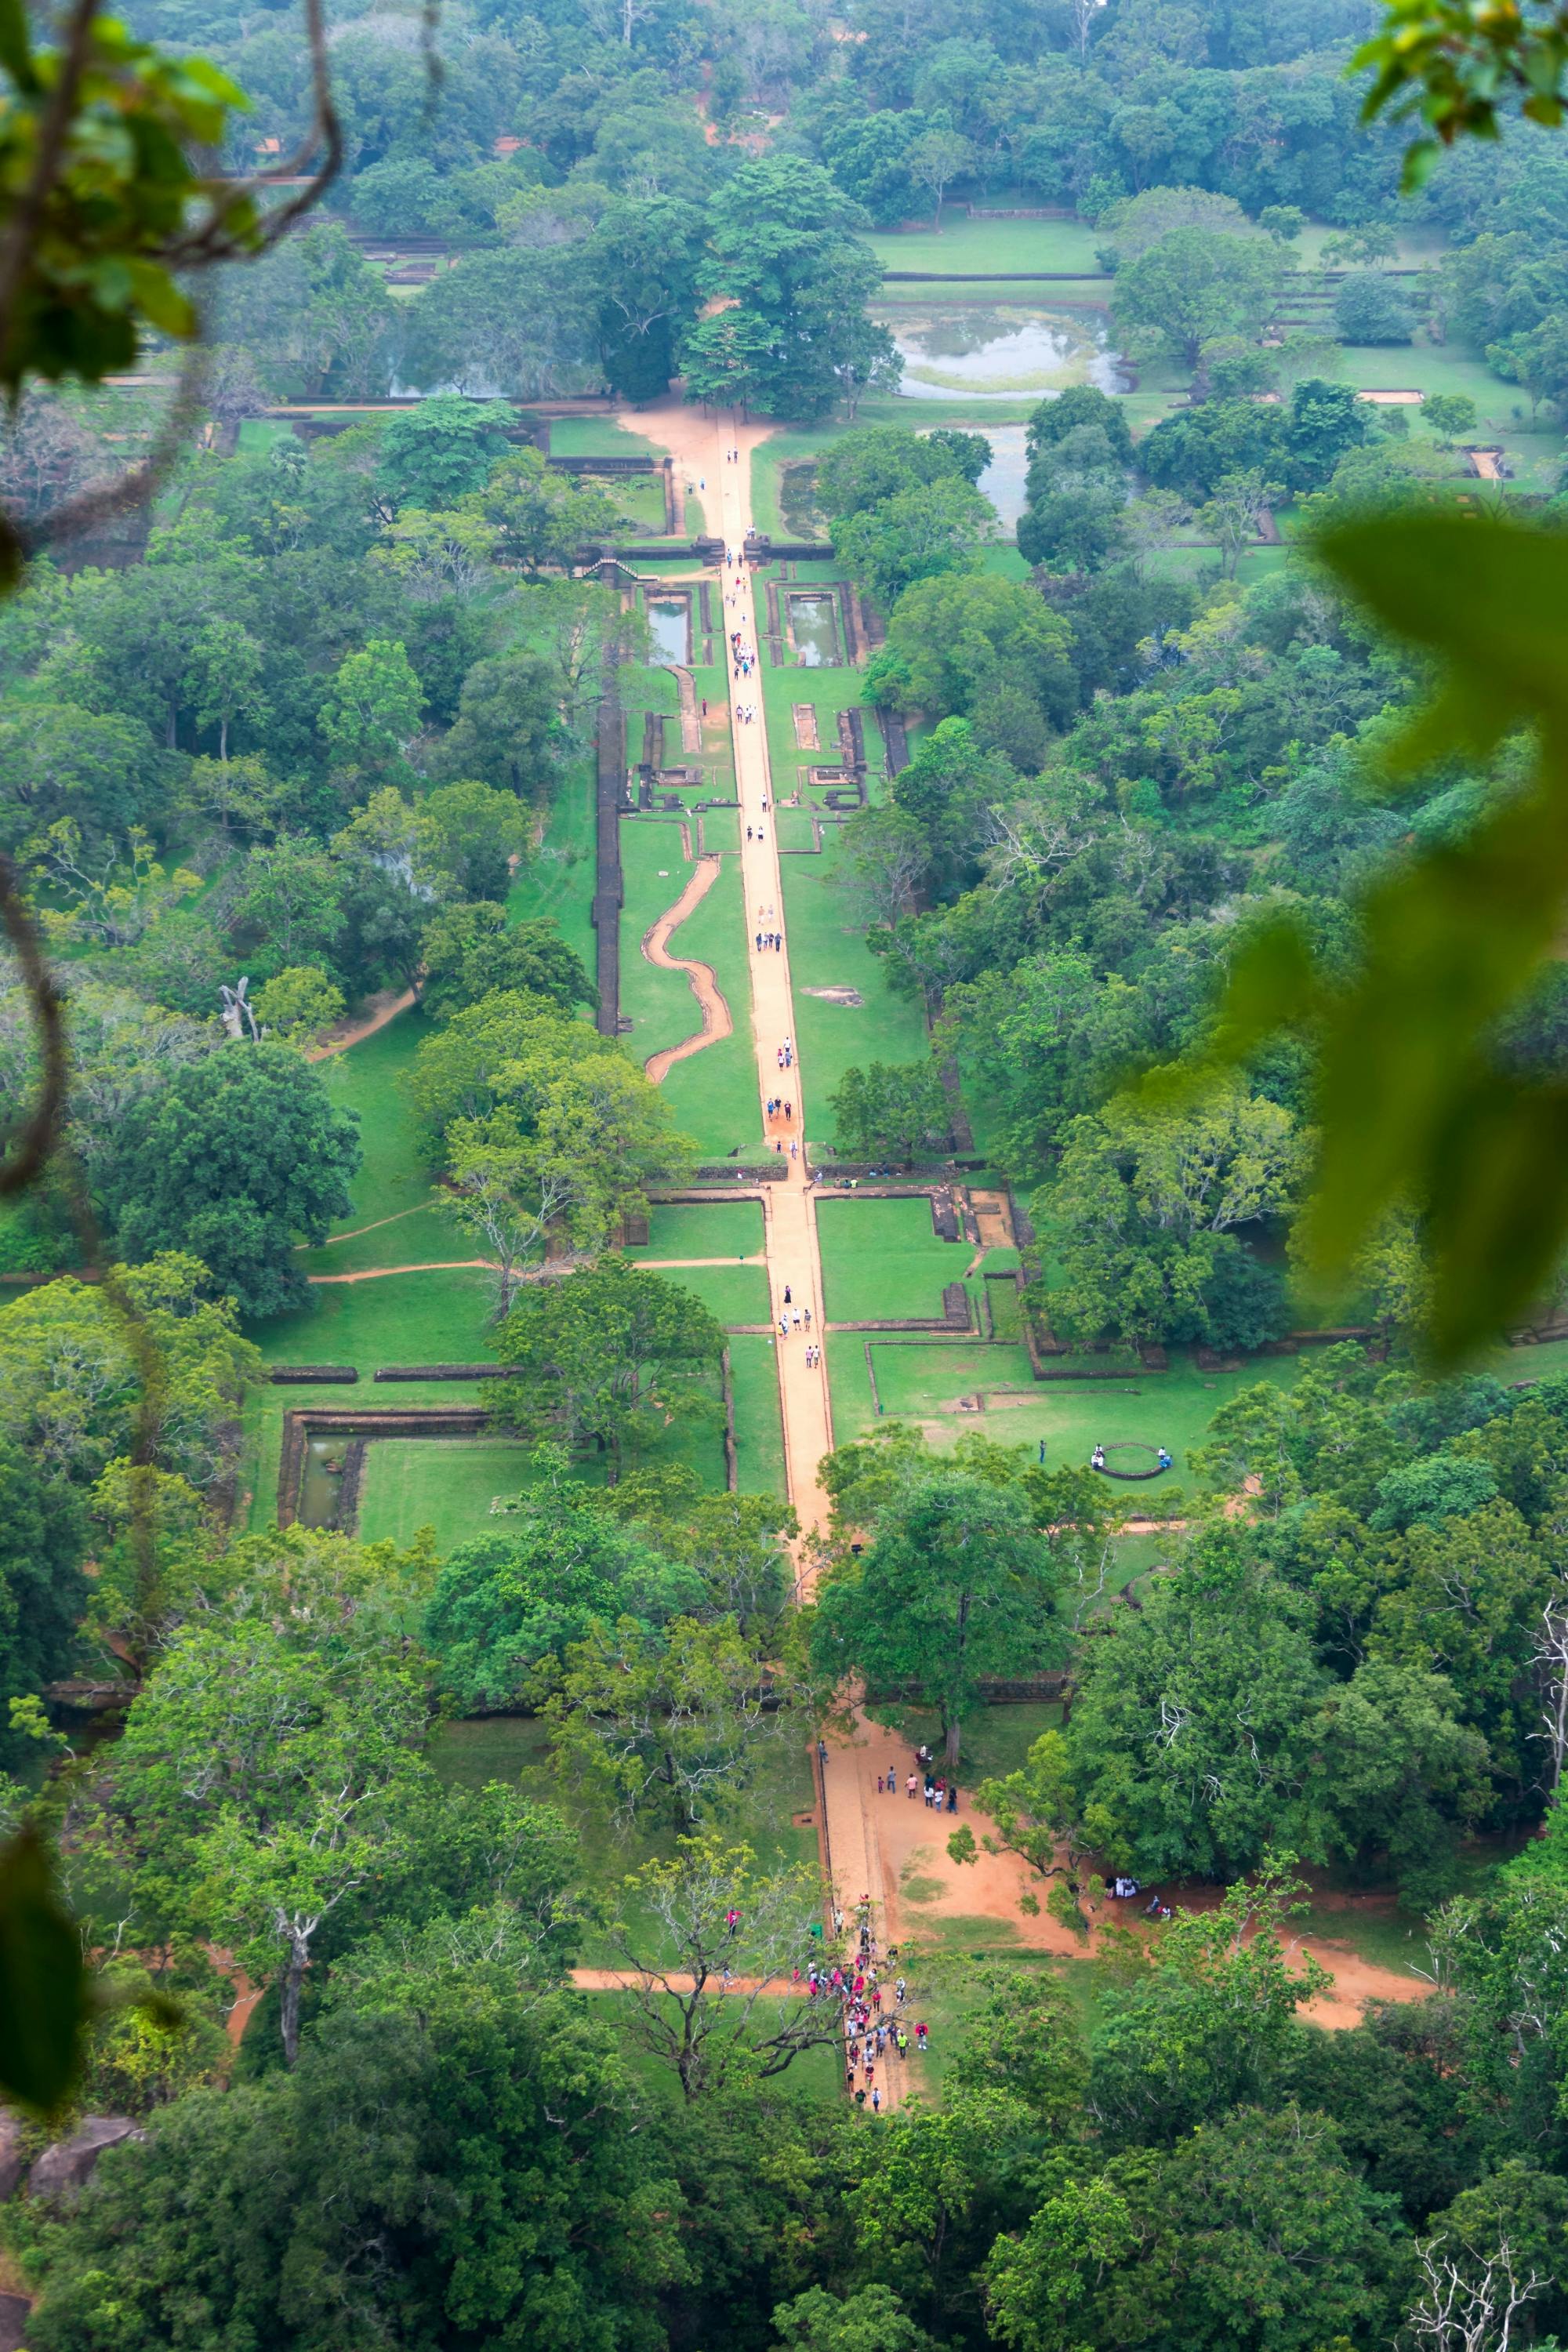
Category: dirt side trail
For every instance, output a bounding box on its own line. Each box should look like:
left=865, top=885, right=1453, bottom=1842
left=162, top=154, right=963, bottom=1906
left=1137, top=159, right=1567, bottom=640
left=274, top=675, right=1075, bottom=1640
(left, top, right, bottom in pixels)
left=641, top=855, right=734, bottom=1083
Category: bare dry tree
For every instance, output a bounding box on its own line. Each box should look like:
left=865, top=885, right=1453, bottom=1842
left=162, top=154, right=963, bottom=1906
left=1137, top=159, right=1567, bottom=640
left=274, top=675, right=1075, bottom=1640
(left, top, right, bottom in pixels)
left=1408, top=2234, right=1544, bottom=2352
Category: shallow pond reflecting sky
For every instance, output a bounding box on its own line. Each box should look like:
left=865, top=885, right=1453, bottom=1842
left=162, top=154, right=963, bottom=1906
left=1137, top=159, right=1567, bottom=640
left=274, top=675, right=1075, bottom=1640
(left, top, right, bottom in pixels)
left=880, top=305, right=1127, bottom=399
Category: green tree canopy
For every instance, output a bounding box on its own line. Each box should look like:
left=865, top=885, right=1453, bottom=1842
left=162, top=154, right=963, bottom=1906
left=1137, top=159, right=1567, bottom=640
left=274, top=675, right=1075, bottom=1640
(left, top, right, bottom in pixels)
left=423, top=1486, right=703, bottom=1713
left=1065, top=1531, right=1327, bottom=1879
left=419, top=902, right=593, bottom=1021
left=1110, top=226, right=1283, bottom=371
left=486, top=1256, right=724, bottom=1472
left=103, top=1041, right=362, bottom=1318
left=811, top=1472, right=1059, bottom=1762
left=829, top=1059, right=952, bottom=1164
left=378, top=398, right=512, bottom=513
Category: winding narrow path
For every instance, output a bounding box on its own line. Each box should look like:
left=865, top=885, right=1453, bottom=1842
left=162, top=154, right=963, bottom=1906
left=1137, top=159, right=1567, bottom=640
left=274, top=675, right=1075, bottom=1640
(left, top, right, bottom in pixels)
left=641, top=854, right=733, bottom=1083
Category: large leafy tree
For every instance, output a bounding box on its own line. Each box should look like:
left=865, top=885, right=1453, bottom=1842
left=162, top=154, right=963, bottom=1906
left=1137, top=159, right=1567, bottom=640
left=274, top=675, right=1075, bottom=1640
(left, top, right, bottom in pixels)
left=486, top=1257, right=723, bottom=1472
left=376, top=394, right=511, bottom=511
left=815, top=425, right=988, bottom=522
left=1110, top=226, right=1283, bottom=372
left=829, top=1059, right=951, bottom=1164
left=114, top=1618, right=431, bottom=2063
left=473, top=448, right=619, bottom=573
left=985, top=2104, right=1406, bottom=2352
left=419, top=902, right=593, bottom=1021
left=586, top=194, right=705, bottom=402
left=606, top=1833, right=838, bottom=2100
left=434, top=646, right=561, bottom=798
left=865, top=571, right=1078, bottom=750
left=422, top=1481, right=702, bottom=1712
left=1040, top=1081, right=1301, bottom=1349
left=833, top=474, right=996, bottom=608
left=0, top=1253, right=262, bottom=1490
left=409, top=993, right=687, bottom=1261
left=1065, top=1531, right=1327, bottom=1880
left=0, top=1445, right=86, bottom=1764
left=692, top=159, right=895, bottom=420
left=811, top=1472, right=1059, bottom=1764
left=399, top=248, right=597, bottom=399
left=547, top=1613, right=792, bottom=1833
left=103, top=1042, right=361, bottom=1317
left=20, top=1976, right=683, bottom=2351
left=1085, top=1865, right=1332, bottom=2145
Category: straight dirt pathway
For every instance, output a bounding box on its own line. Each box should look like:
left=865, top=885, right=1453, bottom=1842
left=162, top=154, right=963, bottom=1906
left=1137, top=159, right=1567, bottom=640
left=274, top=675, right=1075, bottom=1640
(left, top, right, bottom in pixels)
left=626, top=399, right=1411, bottom=2063
left=638, top=401, right=904, bottom=2095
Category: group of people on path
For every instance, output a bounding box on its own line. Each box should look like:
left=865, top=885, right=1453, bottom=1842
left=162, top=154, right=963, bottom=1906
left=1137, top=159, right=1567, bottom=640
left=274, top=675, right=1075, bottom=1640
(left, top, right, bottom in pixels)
left=800, top=1902, right=927, bottom=2111
left=880, top=1746, right=959, bottom=1814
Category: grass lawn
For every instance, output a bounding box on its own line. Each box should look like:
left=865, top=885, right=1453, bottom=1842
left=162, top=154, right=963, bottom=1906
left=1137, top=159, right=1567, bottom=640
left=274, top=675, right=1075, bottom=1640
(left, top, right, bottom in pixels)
left=779, top=828, right=931, bottom=1131
left=310, top=1011, right=437, bottom=1235
left=629, top=1200, right=764, bottom=1259
left=750, top=426, right=838, bottom=537
left=653, top=1011, right=766, bottom=1163
left=507, top=757, right=598, bottom=982
left=822, top=1334, right=1303, bottom=1469
left=817, top=1195, right=970, bottom=1323
left=245, top=1265, right=496, bottom=1370
left=547, top=417, right=659, bottom=459
left=729, top=1333, right=787, bottom=1497
left=238, top=1269, right=499, bottom=1529
left=355, top=1435, right=554, bottom=1547
left=621, top=819, right=727, bottom=1065
left=864, top=216, right=1106, bottom=275
left=659, top=1261, right=772, bottom=1327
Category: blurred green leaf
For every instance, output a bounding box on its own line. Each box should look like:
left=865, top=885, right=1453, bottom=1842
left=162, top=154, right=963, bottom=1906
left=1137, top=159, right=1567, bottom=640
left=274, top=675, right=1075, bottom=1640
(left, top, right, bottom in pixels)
left=0, top=1826, right=85, bottom=2114
left=1199, top=513, right=1568, bottom=1365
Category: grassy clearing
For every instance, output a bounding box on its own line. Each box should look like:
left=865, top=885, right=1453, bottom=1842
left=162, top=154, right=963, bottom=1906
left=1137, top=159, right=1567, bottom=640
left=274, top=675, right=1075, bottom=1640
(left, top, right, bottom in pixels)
left=311, top=1011, right=437, bottom=1232
left=659, top=1261, right=772, bottom=1327
left=750, top=426, right=838, bottom=538
left=730, top=1333, right=788, bottom=1498
left=547, top=417, right=659, bottom=459
left=659, top=1015, right=766, bottom=1161
left=507, top=758, right=598, bottom=982
left=864, top=216, right=1106, bottom=275
left=620, top=820, right=720, bottom=1065
left=820, top=1331, right=1305, bottom=1467
left=873, top=278, right=1112, bottom=307
left=237, top=1269, right=500, bottom=1530
left=629, top=1200, right=764, bottom=1259
left=818, top=1195, right=970, bottom=1323
left=356, top=1435, right=555, bottom=1547
left=246, top=1264, right=496, bottom=1368
left=779, top=829, right=931, bottom=1127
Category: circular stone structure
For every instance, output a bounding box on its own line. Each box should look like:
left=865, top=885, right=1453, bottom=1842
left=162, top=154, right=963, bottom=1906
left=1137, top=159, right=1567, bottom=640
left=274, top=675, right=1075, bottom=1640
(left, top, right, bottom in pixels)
left=1093, top=1442, right=1167, bottom=1482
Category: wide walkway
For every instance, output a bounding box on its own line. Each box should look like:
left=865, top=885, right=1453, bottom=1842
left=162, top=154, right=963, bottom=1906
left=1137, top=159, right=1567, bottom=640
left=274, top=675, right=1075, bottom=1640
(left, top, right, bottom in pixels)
left=639, top=405, right=906, bottom=2095
left=624, top=401, right=1425, bottom=2071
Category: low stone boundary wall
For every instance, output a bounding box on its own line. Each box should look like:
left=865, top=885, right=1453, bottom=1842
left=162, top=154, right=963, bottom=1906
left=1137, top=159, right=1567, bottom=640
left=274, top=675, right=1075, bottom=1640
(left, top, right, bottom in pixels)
left=694, top=1161, right=789, bottom=1181
left=373, top=1365, right=506, bottom=1381
left=270, top=1365, right=358, bottom=1384
left=277, top=1406, right=488, bottom=1528
left=593, top=641, right=627, bottom=1038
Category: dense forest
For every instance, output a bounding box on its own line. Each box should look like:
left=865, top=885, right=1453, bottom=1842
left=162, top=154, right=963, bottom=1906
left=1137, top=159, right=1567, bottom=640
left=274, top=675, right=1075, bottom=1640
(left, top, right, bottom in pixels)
left=3, top=0, right=1568, bottom=2344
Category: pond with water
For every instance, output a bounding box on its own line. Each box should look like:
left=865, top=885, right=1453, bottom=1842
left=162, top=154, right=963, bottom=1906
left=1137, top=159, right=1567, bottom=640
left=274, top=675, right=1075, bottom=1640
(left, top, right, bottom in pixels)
left=297, top=1434, right=348, bottom=1530
left=647, top=598, right=691, bottom=665
left=789, top=593, right=840, bottom=667
left=881, top=305, right=1127, bottom=400
left=975, top=424, right=1028, bottom=534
